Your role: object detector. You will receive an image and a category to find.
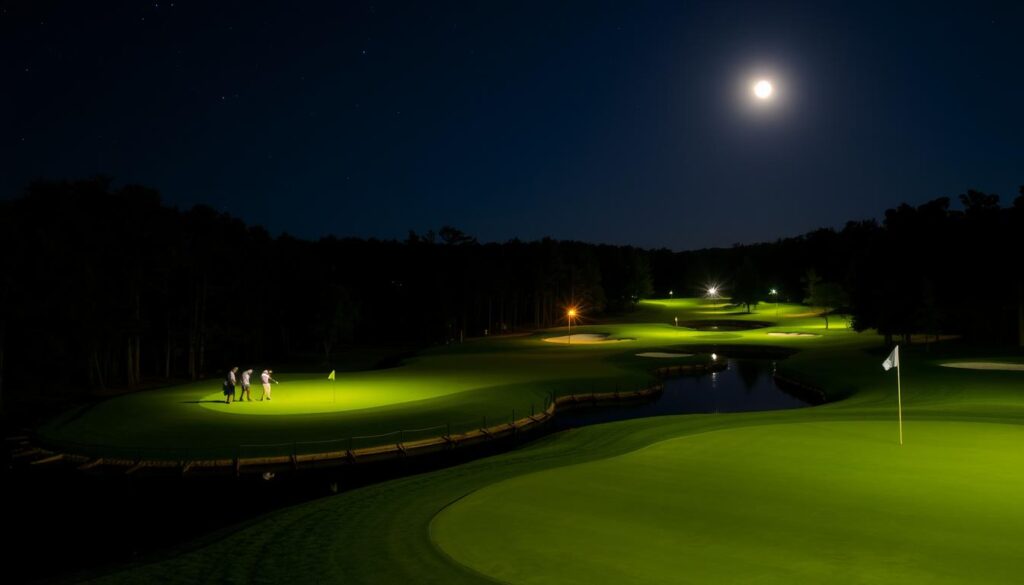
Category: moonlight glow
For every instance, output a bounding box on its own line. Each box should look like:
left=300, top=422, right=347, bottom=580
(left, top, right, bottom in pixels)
left=753, top=80, right=773, bottom=99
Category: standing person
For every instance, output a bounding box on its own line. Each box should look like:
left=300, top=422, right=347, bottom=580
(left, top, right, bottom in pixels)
left=239, top=368, right=254, bottom=401
left=260, top=369, right=278, bottom=401
left=224, top=366, right=239, bottom=404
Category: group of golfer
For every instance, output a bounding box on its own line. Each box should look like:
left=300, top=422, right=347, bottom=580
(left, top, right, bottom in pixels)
left=223, top=366, right=278, bottom=403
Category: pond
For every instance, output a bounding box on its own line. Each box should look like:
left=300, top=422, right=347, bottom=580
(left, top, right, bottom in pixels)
left=553, top=359, right=815, bottom=429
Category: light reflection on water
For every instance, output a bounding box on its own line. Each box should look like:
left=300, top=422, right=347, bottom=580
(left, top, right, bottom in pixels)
left=554, top=359, right=809, bottom=429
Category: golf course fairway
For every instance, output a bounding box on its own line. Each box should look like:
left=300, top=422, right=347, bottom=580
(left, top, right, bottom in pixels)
left=432, top=421, right=1024, bottom=584
left=38, top=300, right=856, bottom=459
left=35, top=298, right=1024, bottom=584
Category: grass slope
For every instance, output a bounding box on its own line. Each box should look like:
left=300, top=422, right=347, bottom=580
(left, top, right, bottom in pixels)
left=49, top=298, right=1024, bottom=583
left=433, top=421, right=1024, bottom=584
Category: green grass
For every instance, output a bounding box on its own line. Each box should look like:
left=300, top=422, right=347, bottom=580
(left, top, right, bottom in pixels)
left=38, top=300, right=845, bottom=458
left=432, top=421, right=1024, bottom=584
left=46, top=297, right=1024, bottom=583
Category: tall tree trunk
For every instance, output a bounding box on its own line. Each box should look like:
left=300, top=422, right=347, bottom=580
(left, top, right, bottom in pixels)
left=165, top=324, right=172, bottom=379
left=198, top=276, right=208, bottom=376
left=512, top=292, right=518, bottom=331
left=127, top=339, right=135, bottom=387
left=534, top=294, right=541, bottom=329
left=0, top=328, right=5, bottom=413
left=188, top=289, right=198, bottom=380
left=1018, top=280, right=1024, bottom=347
left=92, top=349, right=106, bottom=391
left=188, top=276, right=208, bottom=380
left=135, top=335, right=141, bottom=384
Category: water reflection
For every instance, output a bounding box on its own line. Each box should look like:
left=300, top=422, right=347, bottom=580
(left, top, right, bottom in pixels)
left=554, top=359, right=808, bottom=428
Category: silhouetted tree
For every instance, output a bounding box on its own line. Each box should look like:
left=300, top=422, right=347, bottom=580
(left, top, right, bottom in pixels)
left=804, top=270, right=848, bottom=330
left=731, top=257, right=760, bottom=313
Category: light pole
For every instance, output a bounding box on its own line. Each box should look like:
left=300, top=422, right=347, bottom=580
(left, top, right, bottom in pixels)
left=567, top=308, right=577, bottom=345
left=704, top=285, right=719, bottom=309
left=669, top=290, right=674, bottom=299
left=770, top=288, right=779, bottom=317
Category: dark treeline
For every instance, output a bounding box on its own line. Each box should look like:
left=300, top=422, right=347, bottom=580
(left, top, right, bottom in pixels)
left=0, top=178, right=653, bottom=405
left=652, top=187, right=1024, bottom=345
left=1, top=178, right=1022, bottom=406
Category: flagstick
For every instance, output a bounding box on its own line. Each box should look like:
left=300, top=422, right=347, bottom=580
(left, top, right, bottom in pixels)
left=896, top=346, right=903, bottom=446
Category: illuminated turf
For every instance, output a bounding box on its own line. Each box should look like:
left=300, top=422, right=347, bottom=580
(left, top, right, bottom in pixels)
left=77, top=298, right=1024, bottom=584
left=38, top=300, right=857, bottom=457
left=432, top=421, right=1024, bottom=584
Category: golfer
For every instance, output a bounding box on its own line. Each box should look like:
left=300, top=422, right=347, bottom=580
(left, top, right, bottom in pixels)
left=224, top=366, right=239, bottom=403
left=260, top=369, right=278, bottom=401
left=239, top=368, right=254, bottom=401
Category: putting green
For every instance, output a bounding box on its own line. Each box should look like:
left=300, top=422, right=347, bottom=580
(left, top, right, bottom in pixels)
left=432, top=420, right=1024, bottom=584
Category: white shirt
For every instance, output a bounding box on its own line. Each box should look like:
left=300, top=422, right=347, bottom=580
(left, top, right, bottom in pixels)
left=229, top=371, right=237, bottom=384
left=241, top=370, right=251, bottom=385
left=261, top=371, right=271, bottom=384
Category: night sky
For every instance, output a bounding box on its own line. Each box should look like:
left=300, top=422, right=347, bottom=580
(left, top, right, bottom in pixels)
left=4, top=1, right=1022, bottom=249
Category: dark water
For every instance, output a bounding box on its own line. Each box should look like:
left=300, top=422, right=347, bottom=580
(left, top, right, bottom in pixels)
left=555, top=359, right=812, bottom=429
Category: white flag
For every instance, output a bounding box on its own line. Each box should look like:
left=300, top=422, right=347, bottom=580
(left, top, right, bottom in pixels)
left=882, top=345, right=899, bottom=371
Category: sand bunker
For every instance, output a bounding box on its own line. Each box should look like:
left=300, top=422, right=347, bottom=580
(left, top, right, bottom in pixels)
left=636, top=352, right=694, bottom=358
left=768, top=332, right=820, bottom=337
left=543, top=333, right=632, bottom=344
left=940, top=362, right=1024, bottom=371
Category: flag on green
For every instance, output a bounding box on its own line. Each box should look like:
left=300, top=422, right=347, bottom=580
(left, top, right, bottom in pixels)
left=328, top=369, right=335, bottom=381
left=882, top=345, right=904, bottom=445
left=882, top=346, right=899, bottom=371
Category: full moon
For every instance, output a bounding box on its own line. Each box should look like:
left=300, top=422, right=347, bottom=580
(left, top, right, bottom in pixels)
left=753, top=80, right=773, bottom=99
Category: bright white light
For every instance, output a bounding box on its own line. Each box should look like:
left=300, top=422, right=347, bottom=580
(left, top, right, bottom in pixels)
left=707, top=286, right=719, bottom=297
left=711, top=353, right=718, bottom=361
left=753, top=80, right=773, bottom=99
